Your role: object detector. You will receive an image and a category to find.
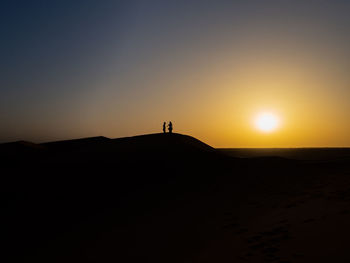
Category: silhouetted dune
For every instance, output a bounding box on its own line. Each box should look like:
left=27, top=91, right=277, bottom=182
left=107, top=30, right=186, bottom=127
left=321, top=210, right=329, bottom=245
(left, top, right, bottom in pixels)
left=42, top=136, right=111, bottom=151
left=2, top=133, right=227, bottom=262
left=37, top=133, right=214, bottom=157
left=2, top=134, right=350, bottom=263
left=112, top=133, right=214, bottom=152
left=0, top=140, right=45, bottom=155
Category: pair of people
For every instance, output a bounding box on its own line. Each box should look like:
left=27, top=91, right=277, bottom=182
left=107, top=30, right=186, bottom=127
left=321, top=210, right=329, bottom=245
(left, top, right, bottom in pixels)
left=163, top=121, right=173, bottom=133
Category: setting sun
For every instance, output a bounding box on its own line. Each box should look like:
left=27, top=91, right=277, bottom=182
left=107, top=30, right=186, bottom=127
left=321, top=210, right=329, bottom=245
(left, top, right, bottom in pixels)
left=254, top=112, right=280, bottom=133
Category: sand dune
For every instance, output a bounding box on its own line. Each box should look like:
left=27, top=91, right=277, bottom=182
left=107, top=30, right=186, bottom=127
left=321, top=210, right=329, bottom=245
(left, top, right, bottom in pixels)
left=2, top=133, right=350, bottom=262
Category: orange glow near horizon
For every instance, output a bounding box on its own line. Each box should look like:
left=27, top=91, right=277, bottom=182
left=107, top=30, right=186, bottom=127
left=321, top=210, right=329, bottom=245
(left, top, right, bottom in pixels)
left=72, top=45, right=350, bottom=148
left=2, top=2, right=350, bottom=148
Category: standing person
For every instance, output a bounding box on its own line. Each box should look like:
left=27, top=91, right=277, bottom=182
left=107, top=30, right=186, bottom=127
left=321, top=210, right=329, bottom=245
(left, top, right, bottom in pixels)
left=162, top=122, right=166, bottom=133
left=168, top=121, right=173, bottom=133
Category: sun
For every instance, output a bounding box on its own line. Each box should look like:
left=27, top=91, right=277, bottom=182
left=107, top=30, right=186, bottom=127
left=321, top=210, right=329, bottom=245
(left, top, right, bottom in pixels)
left=254, top=112, right=280, bottom=133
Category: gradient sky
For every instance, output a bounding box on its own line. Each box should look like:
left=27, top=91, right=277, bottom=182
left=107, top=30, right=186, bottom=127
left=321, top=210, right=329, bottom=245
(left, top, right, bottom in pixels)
left=1, top=0, right=350, bottom=147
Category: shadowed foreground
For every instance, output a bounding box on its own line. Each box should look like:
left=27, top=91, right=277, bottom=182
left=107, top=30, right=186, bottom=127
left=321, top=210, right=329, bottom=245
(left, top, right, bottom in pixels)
left=2, top=133, right=350, bottom=262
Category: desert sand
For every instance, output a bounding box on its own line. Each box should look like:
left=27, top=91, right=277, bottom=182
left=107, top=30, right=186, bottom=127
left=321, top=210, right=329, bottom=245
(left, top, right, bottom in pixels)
left=2, top=133, right=350, bottom=262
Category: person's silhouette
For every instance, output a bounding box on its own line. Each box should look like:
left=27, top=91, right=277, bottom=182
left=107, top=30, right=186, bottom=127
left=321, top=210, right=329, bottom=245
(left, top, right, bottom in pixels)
left=168, top=121, right=173, bottom=133
left=163, top=122, right=166, bottom=133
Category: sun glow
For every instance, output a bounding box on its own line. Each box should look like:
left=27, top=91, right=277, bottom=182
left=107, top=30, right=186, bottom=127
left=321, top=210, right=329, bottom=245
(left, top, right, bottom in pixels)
left=254, top=112, right=280, bottom=133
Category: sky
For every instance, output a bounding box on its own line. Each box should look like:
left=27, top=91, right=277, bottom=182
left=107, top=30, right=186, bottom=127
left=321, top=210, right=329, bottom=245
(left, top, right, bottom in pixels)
left=1, top=0, right=350, bottom=147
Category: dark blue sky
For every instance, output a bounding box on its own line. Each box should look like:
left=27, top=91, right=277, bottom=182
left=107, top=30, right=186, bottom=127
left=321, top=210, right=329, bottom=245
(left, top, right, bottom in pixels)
left=1, top=1, right=350, bottom=146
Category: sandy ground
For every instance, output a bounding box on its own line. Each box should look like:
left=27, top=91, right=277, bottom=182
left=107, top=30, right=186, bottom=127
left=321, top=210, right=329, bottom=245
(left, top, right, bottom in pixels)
left=30, top=162, right=350, bottom=263
left=3, top=135, right=350, bottom=262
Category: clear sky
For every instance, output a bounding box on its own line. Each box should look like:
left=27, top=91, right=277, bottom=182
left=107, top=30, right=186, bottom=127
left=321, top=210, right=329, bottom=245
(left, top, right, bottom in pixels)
left=1, top=0, right=350, bottom=147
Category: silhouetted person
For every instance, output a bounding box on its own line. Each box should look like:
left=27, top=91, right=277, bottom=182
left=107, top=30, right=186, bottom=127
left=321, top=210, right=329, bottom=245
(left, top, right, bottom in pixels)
left=168, top=121, right=173, bottom=133
left=163, top=122, right=166, bottom=133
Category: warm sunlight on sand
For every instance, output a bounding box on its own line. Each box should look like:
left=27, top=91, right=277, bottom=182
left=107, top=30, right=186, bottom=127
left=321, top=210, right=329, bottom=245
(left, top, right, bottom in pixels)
left=254, top=112, right=280, bottom=133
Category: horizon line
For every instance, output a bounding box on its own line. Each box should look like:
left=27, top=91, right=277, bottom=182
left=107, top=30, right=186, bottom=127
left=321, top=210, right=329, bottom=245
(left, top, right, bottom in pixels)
left=1, top=133, right=350, bottom=149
